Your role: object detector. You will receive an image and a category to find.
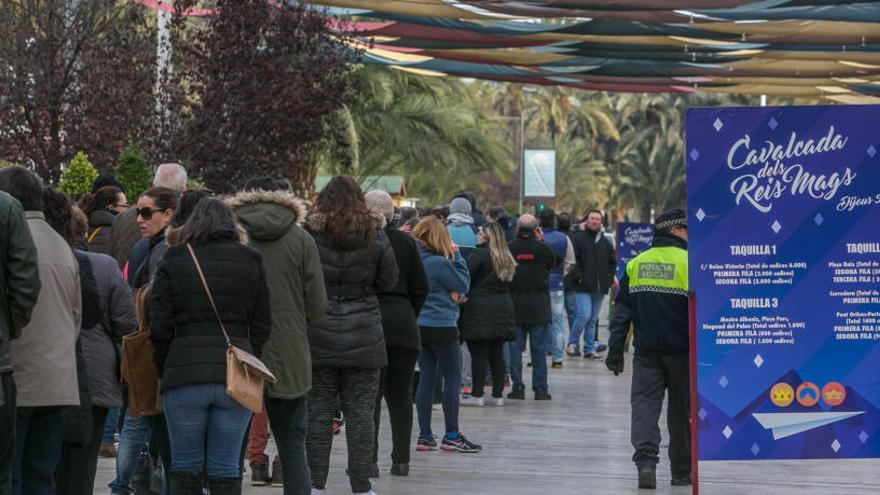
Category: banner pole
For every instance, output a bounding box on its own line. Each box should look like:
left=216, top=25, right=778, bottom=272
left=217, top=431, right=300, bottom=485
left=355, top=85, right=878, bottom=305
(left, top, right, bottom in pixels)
left=689, top=292, right=699, bottom=495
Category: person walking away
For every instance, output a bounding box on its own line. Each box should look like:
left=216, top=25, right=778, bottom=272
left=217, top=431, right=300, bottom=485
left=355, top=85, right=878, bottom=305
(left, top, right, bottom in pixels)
left=150, top=198, right=271, bottom=494
left=110, top=187, right=177, bottom=495
left=460, top=223, right=516, bottom=406
left=0, top=190, right=40, bottom=494
left=539, top=209, right=576, bottom=368
left=304, top=176, right=398, bottom=495
left=605, top=208, right=691, bottom=489
left=566, top=209, right=616, bottom=359
left=411, top=218, right=480, bottom=453
left=229, top=177, right=328, bottom=493
left=364, top=190, right=429, bottom=477
left=0, top=167, right=81, bottom=495
left=80, top=186, right=127, bottom=255
left=506, top=215, right=559, bottom=401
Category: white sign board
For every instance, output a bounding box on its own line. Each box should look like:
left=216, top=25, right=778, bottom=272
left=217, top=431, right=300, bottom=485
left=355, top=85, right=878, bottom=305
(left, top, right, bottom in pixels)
left=523, top=149, right=556, bottom=197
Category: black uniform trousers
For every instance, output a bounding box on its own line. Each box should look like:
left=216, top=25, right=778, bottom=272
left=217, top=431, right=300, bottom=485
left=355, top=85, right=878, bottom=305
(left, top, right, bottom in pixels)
left=630, top=354, right=691, bottom=476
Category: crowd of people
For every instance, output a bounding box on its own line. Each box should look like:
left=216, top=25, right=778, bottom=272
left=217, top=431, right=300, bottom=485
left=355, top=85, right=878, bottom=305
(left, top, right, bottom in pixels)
left=0, top=162, right=690, bottom=495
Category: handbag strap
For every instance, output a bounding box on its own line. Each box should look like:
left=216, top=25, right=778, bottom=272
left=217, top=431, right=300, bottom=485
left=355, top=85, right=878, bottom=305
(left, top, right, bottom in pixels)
left=186, top=243, right=232, bottom=348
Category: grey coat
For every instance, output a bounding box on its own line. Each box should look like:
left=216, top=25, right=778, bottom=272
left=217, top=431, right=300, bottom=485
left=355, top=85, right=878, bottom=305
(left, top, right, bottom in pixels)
left=78, top=251, right=137, bottom=408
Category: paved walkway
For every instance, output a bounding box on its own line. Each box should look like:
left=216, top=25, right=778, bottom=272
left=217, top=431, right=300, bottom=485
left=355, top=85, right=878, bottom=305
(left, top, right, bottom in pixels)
left=93, top=325, right=880, bottom=494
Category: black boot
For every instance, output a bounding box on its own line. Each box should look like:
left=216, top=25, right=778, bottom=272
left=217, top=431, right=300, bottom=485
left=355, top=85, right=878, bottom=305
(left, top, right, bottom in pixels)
left=507, top=384, right=525, bottom=400
left=168, top=471, right=204, bottom=494
left=391, top=463, right=409, bottom=476
left=638, top=467, right=656, bottom=489
left=207, top=477, right=242, bottom=495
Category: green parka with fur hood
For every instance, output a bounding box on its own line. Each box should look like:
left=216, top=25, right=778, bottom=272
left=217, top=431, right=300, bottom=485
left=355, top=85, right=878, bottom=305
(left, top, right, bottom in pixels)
left=228, top=190, right=328, bottom=399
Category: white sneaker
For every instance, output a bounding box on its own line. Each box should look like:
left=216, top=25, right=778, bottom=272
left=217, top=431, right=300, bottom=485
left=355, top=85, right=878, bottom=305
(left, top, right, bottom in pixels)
left=311, top=489, right=326, bottom=495
left=353, top=492, right=378, bottom=495
left=461, top=396, right=485, bottom=407
left=486, top=396, right=504, bottom=407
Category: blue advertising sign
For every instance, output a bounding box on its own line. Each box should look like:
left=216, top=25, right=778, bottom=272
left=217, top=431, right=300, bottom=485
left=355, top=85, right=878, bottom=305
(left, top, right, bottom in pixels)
left=615, top=222, right=653, bottom=293
left=686, top=105, right=880, bottom=460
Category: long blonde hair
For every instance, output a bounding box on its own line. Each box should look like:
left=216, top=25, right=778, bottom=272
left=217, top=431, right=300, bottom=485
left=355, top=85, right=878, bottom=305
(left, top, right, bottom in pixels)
left=481, top=222, right=516, bottom=282
left=412, top=217, right=455, bottom=261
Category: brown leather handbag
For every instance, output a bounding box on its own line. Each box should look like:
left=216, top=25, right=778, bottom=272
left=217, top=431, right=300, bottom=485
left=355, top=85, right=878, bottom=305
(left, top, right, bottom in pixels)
left=120, top=284, right=160, bottom=418
left=186, top=244, right=277, bottom=413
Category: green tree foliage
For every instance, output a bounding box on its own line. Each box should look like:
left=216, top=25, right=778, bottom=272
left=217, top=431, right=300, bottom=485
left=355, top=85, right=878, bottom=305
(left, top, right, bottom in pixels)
left=322, top=67, right=510, bottom=205
left=115, top=144, right=153, bottom=199
left=59, top=152, right=99, bottom=200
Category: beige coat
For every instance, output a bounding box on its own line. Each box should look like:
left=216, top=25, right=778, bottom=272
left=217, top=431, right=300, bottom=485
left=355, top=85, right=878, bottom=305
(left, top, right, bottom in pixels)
left=11, top=212, right=82, bottom=407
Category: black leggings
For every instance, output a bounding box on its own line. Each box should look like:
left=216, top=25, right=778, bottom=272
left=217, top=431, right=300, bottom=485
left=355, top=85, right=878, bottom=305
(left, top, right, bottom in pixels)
left=372, top=346, right=419, bottom=465
left=467, top=339, right=506, bottom=398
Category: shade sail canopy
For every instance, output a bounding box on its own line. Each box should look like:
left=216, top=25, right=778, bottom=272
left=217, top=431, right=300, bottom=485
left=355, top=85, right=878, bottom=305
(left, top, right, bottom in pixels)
left=301, top=0, right=880, bottom=101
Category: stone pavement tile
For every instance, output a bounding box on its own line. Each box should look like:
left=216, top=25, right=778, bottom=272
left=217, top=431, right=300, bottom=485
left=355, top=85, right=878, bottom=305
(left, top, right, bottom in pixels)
left=93, top=357, right=880, bottom=494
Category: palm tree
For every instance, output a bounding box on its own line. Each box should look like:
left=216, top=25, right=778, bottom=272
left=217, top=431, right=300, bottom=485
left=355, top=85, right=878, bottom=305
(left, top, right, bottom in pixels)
left=321, top=67, right=510, bottom=205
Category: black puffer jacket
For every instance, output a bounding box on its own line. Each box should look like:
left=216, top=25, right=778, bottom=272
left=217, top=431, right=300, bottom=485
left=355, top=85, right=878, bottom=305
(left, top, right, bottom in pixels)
left=305, top=212, right=398, bottom=369
left=149, top=231, right=271, bottom=392
left=460, top=247, right=516, bottom=342
left=377, top=223, right=428, bottom=352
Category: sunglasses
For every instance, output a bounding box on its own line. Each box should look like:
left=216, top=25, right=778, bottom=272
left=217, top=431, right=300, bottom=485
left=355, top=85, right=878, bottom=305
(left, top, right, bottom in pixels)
left=137, top=207, right=164, bottom=220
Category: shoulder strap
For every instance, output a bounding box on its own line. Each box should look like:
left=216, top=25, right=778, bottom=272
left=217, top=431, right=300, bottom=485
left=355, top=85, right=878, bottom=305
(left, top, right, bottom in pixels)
left=87, top=226, right=103, bottom=244
left=186, top=243, right=231, bottom=347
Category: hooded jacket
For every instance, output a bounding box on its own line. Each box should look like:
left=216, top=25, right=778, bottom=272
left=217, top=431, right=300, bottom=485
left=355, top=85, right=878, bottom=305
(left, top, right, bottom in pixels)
left=305, top=212, right=398, bottom=369
left=86, top=209, right=116, bottom=256
left=0, top=193, right=40, bottom=374
left=110, top=207, right=141, bottom=269
left=78, top=251, right=137, bottom=408
left=228, top=190, right=328, bottom=399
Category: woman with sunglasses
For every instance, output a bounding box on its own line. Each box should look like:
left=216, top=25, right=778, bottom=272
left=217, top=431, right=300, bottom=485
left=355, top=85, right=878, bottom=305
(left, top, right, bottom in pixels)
left=78, top=186, right=127, bottom=255
left=109, top=186, right=178, bottom=495
left=128, top=187, right=177, bottom=289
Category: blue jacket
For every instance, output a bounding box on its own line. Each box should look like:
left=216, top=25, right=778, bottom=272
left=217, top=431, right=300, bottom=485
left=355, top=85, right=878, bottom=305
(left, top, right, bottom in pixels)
left=543, top=228, right=568, bottom=290
left=416, top=244, right=470, bottom=328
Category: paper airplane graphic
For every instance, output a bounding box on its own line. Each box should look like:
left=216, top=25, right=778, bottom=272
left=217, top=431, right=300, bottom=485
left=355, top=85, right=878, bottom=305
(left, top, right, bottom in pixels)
left=752, top=411, right=865, bottom=440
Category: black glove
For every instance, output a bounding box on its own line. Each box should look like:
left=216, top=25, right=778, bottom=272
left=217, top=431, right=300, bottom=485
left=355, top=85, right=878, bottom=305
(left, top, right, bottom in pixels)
left=605, top=353, right=624, bottom=376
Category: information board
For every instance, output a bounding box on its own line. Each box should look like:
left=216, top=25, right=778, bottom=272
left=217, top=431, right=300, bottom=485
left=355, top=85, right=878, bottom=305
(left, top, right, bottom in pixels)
left=615, top=222, right=653, bottom=294
left=686, top=105, right=880, bottom=460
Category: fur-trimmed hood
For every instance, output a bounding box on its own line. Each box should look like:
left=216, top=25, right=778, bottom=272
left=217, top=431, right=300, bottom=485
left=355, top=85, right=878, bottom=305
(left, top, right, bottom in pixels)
left=226, top=190, right=308, bottom=243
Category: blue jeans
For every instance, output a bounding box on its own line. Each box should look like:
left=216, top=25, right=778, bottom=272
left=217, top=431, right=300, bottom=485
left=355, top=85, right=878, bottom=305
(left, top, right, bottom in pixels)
left=13, top=406, right=65, bottom=495
left=566, top=292, right=605, bottom=354
left=103, top=408, right=120, bottom=444
left=416, top=342, right=461, bottom=438
left=548, top=290, right=566, bottom=363
left=508, top=325, right=549, bottom=392
left=162, top=384, right=252, bottom=478
left=109, top=412, right=151, bottom=495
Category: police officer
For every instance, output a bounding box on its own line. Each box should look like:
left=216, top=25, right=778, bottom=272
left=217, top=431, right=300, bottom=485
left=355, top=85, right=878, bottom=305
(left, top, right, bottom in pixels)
left=605, top=208, right=690, bottom=489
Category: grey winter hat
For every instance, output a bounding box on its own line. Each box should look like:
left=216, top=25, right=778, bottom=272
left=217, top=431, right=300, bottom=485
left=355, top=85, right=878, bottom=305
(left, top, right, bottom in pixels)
left=365, top=190, right=394, bottom=221
left=449, top=197, right=472, bottom=217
